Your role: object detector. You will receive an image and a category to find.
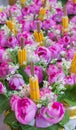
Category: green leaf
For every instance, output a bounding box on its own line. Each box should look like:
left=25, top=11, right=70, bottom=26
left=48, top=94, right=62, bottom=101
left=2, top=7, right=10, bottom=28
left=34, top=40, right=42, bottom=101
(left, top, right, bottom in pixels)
left=21, top=124, right=58, bottom=130
left=4, top=111, right=20, bottom=129
left=59, top=111, right=69, bottom=127
left=18, top=67, right=29, bottom=84
left=0, top=95, right=9, bottom=114
left=58, top=0, right=68, bottom=5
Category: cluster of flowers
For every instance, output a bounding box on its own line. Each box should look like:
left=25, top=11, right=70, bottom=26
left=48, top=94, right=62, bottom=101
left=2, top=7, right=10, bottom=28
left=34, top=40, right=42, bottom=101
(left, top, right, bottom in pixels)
left=0, top=0, right=76, bottom=129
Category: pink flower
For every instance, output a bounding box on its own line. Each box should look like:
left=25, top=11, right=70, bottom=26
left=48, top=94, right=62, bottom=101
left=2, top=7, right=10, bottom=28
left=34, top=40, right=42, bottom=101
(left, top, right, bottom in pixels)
left=47, top=64, right=64, bottom=84
left=0, top=12, right=7, bottom=24
left=25, top=65, right=43, bottom=83
left=0, top=82, right=6, bottom=94
left=40, top=88, right=51, bottom=98
left=42, top=19, right=55, bottom=30
left=7, top=36, right=18, bottom=48
left=0, top=30, right=7, bottom=47
left=36, top=102, right=65, bottom=128
left=65, top=75, right=74, bottom=85
left=0, top=48, right=6, bottom=63
left=9, top=74, right=24, bottom=90
left=35, top=46, right=51, bottom=62
left=10, top=95, right=37, bottom=125
left=48, top=44, right=63, bottom=59
left=62, top=35, right=71, bottom=46
left=0, top=62, right=9, bottom=78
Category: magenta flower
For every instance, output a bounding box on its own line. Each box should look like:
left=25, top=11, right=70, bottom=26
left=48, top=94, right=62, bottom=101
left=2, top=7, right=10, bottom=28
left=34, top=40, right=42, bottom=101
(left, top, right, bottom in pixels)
left=65, top=75, right=74, bottom=85
left=9, top=74, right=24, bottom=90
left=0, top=12, right=7, bottom=24
left=0, top=48, right=6, bottom=63
left=7, top=36, right=18, bottom=48
left=35, top=46, right=51, bottom=62
left=48, top=44, right=62, bottom=59
left=62, top=35, right=71, bottom=46
left=36, top=102, right=65, bottom=128
left=42, top=19, right=55, bottom=30
left=0, top=62, right=9, bottom=78
left=10, top=95, right=37, bottom=125
left=47, top=64, right=64, bottom=84
left=25, top=65, right=43, bottom=83
left=0, top=30, right=7, bottom=47
left=0, top=82, right=6, bottom=94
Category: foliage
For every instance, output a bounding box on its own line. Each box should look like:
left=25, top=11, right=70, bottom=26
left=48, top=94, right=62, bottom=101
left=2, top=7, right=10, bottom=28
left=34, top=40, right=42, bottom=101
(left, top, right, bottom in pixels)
left=58, top=0, right=68, bottom=5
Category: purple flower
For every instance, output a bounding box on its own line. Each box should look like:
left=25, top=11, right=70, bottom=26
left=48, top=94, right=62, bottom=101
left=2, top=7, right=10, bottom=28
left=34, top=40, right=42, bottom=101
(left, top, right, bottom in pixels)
left=7, top=36, right=18, bottom=48
left=36, top=102, right=65, bottom=128
left=42, top=19, right=55, bottom=30
left=0, top=62, right=9, bottom=78
left=0, top=82, right=6, bottom=94
left=0, top=30, right=7, bottom=47
left=47, top=64, right=64, bottom=84
left=0, top=48, right=6, bottom=63
left=65, top=75, right=74, bottom=85
left=10, top=95, right=37, bottom=125
left=25, top=65, right=43, bottom=83
left=35, top=46, right=51, bottom=62
left=9, top=74, right=24, bottom=90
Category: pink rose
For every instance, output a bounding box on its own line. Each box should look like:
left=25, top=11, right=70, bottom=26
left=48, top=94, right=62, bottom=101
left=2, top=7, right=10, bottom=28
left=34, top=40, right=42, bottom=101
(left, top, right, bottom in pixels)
left=0, top=82, right=6, bottom=94
left=47, top=64, right=64, bottom=84
left=7, top=36, right=18, bottom=48
left=10, top=95, right=37, bottom=125
left=0, top=48, right=6, bottom=63
left=65, top=75, right=74, bottom=85
left=0, top=30, right=7, bottom=47
left=9, top=74, right=24, bottom=90
left=35, top=46, right=51, bottom=62
left=0, top=62, right=9, bottom=78
left=36, top=102, right=65, bottom=128
left=25, top=65, right=43, bottom=83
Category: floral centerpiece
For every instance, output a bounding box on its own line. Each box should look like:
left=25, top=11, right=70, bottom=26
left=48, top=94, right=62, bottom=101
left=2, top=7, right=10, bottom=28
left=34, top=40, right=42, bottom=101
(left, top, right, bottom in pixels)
left=0, top=0, right=76, bottom=130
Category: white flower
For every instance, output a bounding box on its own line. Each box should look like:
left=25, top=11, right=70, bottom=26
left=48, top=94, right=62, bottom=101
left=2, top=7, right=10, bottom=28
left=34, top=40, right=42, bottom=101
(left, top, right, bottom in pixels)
left=64, top=119, right=76, bottom=130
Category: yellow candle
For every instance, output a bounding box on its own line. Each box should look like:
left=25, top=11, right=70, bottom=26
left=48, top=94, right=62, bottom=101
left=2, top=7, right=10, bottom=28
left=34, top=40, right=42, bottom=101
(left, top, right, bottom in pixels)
left=20, top=0, right=26, bottom=4
left=6, top=20, right=13, bottom=32
left=29, top=76, right=40, bottom=103
left=39, top=7, right=46, bottom=21
left=18, top=48, right=27, bottom=66
left=70, top=53, right=76, bottom=74
left=72, top=0, right=76, bottom=3
left=62, top=16, right=69, bottom=29
left=0, top=8, right=2, bottom=12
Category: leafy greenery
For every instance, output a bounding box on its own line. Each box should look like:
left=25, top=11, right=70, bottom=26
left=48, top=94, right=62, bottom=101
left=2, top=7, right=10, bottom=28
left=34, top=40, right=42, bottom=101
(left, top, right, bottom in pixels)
left=4, top=111, right=21, bottom=130
left=58, top=0, right=68, bottom=5
left=0, top=94, right=9, bottom=114
left=57, top=85, right=76, bottom=106
left=21, top=124, right=58, bottom=130
left=59, top=111, right=69, bottom=127
left=18, top=67, right=29, bottom=84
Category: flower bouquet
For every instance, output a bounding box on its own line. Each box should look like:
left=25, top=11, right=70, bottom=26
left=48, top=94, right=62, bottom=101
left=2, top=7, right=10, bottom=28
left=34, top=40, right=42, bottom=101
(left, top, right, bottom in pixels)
left=0, top=0, right=76, bottom=130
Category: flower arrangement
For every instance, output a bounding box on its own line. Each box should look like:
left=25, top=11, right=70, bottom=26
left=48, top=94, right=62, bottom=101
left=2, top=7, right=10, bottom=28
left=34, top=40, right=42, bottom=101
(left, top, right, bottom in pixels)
left=0, top=0, right=76, bottom=130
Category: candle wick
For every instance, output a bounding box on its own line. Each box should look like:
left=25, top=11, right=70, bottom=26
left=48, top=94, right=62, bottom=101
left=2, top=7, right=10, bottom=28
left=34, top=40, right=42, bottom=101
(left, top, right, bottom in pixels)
left=30, top=62, right=34, bottom=77
left=63, top=5, right=67, bottom=16
left=37, top=22, right=40, bottom=33
left=43, top=0, right=47, bottom=8
left=20, top=37, right=25, bottom=50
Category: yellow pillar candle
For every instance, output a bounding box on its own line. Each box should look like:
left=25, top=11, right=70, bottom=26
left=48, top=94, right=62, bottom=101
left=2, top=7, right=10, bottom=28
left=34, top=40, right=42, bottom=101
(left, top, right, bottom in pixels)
left=70, top=53, right=76, bottom=74
left=72, top=0, right=76, bottom=3
left=29, top=76, right=40, bottom=102
left=62, top=16, right=69, bottom=29
left=39, top=7, right=46, bottom=21
left=6, top=20, right=13, bottom=32
left=34, top=22, right=44, bottom=45
left=18, top=37, right=27, bottom=66
left=20, top=0, right=26, bottom=4
left=29, top=62, right=40, bottom=103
